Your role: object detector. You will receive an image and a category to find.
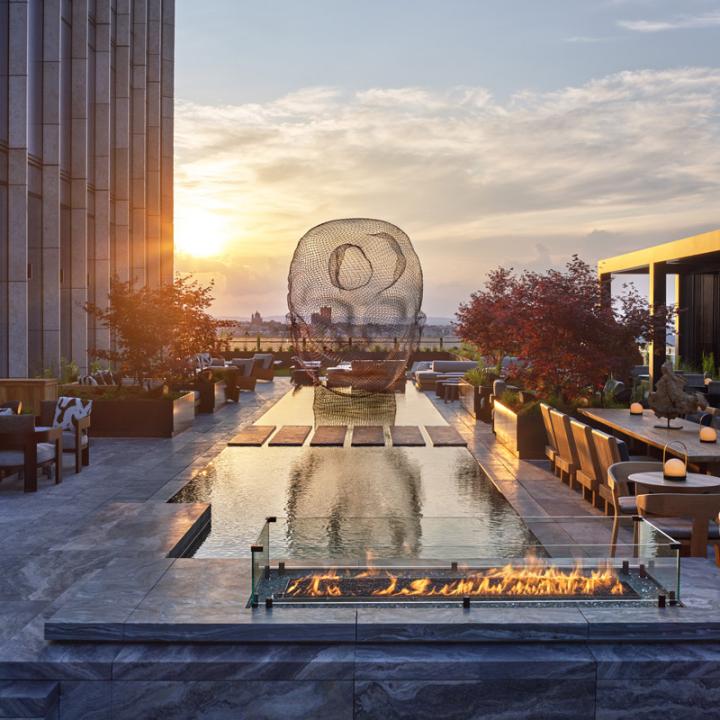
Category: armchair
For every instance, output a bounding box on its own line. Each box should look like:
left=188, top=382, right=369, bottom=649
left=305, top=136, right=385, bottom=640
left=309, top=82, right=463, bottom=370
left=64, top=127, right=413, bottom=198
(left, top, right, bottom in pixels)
left=39, top=397, right=92, bottom=474
left=0, top=414, right=62, bottom=492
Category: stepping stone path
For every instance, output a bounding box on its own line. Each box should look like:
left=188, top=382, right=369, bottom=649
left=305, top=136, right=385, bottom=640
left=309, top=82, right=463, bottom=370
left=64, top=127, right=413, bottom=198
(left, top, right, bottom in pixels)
left=268, top=425, right=312, bottom=446
left=227, top=426, right=276, bottom=446
left=310, top=426, right=348, bottom=446
left=351, top=426, right=385, bottom=446
left=390, top=426, right=426, bottom=446
left=425, top=425, right=467, bottom=447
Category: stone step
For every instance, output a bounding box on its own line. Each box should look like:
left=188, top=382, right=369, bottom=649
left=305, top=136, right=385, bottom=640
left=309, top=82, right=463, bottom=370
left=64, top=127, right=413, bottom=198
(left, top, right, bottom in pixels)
left=0, top=681, right=59, bottom=719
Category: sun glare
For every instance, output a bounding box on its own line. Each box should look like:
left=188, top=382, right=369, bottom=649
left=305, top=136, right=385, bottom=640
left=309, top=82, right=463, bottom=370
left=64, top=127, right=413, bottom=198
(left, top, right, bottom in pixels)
left=174, top=209, right=228, bottom=258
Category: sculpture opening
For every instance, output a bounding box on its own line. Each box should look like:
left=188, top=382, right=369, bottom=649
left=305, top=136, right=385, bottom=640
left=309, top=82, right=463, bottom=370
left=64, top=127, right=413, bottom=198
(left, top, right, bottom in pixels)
left=287, top=219, right=425, bottom=422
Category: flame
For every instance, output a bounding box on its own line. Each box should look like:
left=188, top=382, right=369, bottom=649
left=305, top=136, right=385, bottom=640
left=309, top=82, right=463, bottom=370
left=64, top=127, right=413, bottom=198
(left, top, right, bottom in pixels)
left=284, top=560, right=626, bottom=599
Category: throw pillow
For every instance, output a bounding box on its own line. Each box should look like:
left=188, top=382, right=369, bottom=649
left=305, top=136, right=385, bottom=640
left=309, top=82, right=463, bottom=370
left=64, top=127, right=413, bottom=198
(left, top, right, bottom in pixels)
left=0, top=408, right=13, bottom=416
left=53, top=396, right=93, bottom=431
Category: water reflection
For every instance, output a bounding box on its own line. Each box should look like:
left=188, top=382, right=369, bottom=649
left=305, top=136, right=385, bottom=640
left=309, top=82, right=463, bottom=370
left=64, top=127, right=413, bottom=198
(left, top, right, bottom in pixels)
left=171, top=445, right=538, bottom=560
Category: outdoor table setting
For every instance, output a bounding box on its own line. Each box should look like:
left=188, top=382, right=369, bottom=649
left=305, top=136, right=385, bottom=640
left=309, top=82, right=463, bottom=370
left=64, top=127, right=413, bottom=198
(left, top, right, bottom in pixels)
left=629, top=470, right=720, bottom=494
left=578, top=407, right=720, bottom=467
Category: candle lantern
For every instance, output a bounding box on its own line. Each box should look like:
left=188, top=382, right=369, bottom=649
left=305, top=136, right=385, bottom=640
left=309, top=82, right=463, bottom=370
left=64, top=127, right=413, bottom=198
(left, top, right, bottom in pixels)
left=699, top=415, right=718, bottom=444
left=662, top=441, right=688, bottom=481
left=629, top=402, right=644, bottom=416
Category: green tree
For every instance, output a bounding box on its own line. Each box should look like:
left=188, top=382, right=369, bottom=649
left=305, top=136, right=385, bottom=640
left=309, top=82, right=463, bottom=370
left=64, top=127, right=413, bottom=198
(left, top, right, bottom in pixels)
left=85, top=275, right=230, bottom=383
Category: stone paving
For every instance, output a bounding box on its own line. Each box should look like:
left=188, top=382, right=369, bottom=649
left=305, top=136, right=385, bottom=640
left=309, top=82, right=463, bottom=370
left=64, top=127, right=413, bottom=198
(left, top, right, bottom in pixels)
left=3, top=381, right=720, bottom=718
left=0, top=381, right=286, bottom=658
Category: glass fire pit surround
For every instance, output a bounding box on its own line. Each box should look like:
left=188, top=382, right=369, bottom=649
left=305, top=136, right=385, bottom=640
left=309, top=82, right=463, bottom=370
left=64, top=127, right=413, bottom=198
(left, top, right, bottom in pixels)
left=249, top=516, right=681, bottom=609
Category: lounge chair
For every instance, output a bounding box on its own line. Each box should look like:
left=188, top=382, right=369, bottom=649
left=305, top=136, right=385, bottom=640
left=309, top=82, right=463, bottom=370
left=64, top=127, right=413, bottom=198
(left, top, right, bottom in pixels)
left=0, top=414, right=62, bottom=492
left=252, top=353, right=275, bottom=381
left=38, top=397, right=92, bottom=474
left=607, top=461, right=663, bottom=556
left=414, top=361, right=478, bottom=391
left=569, top=419, right=602, bottom=505
left=539, top=403, right=558, bottom=471
left=230, top=358, right=258, bottom=391
left=549, top=410, right=579, bottom=489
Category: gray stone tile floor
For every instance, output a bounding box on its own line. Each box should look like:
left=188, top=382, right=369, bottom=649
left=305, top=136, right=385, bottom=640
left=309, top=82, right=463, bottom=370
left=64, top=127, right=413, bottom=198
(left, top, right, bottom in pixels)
left=4, top=381, right=720, bottom=719
left=0, top=380, right=287, bottom=673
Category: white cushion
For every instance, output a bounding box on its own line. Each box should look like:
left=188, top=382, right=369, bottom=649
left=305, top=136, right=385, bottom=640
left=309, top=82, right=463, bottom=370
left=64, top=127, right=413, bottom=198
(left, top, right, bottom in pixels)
left=0, top=442, right=55, bottom=467
left=53, top=397, right=92, bottom=431
left=62, top=431, right=89, bottom=450
left=0, top=408, right=13, bottom=416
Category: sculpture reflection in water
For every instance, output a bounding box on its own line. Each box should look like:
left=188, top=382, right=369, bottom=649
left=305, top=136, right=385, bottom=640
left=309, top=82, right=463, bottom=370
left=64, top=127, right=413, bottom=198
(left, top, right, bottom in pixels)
left=284, top=448, right=424, bottom=558
left=287, top=219, right=425, bottom=425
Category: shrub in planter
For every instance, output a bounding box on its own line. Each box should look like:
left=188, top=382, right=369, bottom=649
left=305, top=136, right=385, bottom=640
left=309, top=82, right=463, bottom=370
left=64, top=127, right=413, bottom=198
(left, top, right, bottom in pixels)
left=460, top=366, right=499, bottom=422
left=59, top=384, right=194, bottom=437
left=493, top=390, right=546, bottom=459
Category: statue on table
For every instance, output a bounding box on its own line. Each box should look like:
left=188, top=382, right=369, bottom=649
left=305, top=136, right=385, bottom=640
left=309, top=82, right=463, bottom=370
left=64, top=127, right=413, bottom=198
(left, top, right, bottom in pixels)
left=648, top=361, right=707, bottom=429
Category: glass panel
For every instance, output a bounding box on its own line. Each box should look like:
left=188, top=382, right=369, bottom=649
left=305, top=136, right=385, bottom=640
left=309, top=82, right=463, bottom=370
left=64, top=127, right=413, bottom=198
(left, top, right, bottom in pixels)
left=250, top=519, right=270, bottom=605
left=248, top=515, right=681, bottom=606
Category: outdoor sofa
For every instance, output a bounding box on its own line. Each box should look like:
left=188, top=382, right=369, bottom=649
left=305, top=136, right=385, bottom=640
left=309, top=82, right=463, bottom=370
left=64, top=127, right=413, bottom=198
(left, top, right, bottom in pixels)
left=414, top=360, right=478, bottom=391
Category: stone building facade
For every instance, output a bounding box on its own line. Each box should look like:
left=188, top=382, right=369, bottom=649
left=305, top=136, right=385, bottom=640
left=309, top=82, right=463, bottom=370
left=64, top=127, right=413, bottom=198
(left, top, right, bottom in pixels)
left=0, top=0, right=174, bottom=376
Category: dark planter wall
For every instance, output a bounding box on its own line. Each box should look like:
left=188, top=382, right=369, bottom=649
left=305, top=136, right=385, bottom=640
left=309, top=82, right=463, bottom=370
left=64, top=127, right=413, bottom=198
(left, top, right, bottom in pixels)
left=88, top=392, right=195, bottom=437
left=493, top=400, right=546, bottom=459
left=459, top=381, right=494, bottom=423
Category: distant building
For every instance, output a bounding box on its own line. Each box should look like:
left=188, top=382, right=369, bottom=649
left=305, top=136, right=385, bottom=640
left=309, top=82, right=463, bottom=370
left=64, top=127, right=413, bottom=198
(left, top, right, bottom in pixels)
left=0, top=0, right=175, bottom=376
left=311, top=306, right=332, bottom=326
left=250, top=311, right=263, bottom=325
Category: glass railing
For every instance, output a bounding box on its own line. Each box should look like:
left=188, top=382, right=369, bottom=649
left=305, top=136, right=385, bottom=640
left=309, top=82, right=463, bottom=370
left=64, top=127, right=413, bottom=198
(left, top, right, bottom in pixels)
left=246, top=515, right=681, bottom=608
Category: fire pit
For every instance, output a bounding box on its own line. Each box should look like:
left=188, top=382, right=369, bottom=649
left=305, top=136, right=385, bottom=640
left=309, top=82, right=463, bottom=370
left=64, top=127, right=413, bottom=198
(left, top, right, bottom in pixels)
left=248, top=516, right=681, bottom=609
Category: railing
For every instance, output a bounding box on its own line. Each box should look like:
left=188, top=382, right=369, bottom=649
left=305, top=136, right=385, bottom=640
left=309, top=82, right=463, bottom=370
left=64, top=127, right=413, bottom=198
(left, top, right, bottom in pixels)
left=228, top=336, right=462, bottom=352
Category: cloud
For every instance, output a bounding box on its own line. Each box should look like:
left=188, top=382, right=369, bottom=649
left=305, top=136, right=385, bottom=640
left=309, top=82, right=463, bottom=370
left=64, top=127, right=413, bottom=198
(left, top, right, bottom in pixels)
left=619, top=11, right=720, bottom=32
left=564, top=36, right=612, bottom=43
left=174, top=68, right=720, bottom=316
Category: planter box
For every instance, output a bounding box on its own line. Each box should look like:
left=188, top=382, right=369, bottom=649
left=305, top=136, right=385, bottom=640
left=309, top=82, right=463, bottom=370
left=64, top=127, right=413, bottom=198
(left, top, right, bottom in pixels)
left=87, top=392, right=195, bottom=438
left=493, top=399, right=546, bottom=459
left=197, top=380, right=226, bottom=414
left=459, top=381, right=494, bottom=423
left=0, top=378, right=57, bottom=416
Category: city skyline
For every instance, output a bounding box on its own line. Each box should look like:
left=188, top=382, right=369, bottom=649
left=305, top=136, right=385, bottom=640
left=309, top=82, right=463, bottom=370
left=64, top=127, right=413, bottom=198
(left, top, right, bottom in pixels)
left=173, top=0, right=720, bottom=317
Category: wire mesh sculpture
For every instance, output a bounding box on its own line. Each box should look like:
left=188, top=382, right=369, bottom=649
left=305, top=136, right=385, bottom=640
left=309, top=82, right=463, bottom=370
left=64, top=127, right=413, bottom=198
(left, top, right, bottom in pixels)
left=287, top=218, right=425, bottom=422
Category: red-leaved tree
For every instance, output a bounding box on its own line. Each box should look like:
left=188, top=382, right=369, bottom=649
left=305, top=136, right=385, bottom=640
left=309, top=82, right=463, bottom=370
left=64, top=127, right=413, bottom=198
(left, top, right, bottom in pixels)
left=455, top=256, right=670, bottom=404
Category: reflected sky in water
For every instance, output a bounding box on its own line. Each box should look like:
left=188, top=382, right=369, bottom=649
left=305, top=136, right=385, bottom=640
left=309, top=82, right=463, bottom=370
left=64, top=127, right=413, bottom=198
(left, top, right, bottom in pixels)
left=171, top=445, right=537, bottom=559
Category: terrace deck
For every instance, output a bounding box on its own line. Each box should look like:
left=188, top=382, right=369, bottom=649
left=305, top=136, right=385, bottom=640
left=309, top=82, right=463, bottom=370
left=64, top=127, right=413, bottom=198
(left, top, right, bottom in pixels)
left=3, top=379, right=720, bottom=719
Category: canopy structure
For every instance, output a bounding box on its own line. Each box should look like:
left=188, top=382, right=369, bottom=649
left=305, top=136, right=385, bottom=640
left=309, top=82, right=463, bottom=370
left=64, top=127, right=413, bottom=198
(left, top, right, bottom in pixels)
left=598, top=229, right=720, bottom=385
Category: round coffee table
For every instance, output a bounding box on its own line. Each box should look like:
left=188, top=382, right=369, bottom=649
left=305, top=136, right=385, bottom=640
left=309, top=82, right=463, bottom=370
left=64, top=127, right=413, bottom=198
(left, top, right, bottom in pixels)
left=629, top=471, right=720, bottom=494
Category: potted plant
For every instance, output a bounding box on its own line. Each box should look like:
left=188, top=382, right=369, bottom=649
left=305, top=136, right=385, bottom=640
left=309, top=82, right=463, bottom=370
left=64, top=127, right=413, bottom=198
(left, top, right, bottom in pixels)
left=59, top=383, right=195, bottom=438
left=492, top=389, right=546, bottom=459
left=459, top=365, right=499, bottom=422
left=81, top=275, right=231, bottom=435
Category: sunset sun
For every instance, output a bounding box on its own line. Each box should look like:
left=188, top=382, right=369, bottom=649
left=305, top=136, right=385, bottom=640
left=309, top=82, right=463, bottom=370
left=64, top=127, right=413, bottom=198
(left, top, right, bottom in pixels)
left=174, top=209, right=228, bottom=258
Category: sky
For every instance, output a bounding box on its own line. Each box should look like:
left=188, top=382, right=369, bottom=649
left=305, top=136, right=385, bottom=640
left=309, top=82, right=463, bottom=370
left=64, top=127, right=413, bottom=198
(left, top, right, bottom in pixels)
left=174, top=0, right=720, bottom=319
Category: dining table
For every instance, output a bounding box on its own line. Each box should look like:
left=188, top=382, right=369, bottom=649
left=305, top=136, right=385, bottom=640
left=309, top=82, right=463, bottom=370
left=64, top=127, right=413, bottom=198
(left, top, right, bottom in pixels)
left=578, top=407, right=720, bottom=468
left=629, top=471, right=720, bottom=494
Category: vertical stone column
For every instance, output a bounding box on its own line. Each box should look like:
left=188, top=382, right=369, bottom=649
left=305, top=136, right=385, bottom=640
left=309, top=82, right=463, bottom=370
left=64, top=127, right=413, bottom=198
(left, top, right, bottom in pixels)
left=113, top=0, right=131, bottom=283
left=41, top=0, right=61, bottom=375
left=70, top=0, right=88, bottom=372
left=93, top=0, right=112, bottom=356
left=160, top=0, right=174, bottom=285
left=130, top=0, right=147, bottom=287
left=7, top=0, right=29, bottom=377
left=145, top=0, right=161, bottom=287
left=649, top=261, right=667, bottom=388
